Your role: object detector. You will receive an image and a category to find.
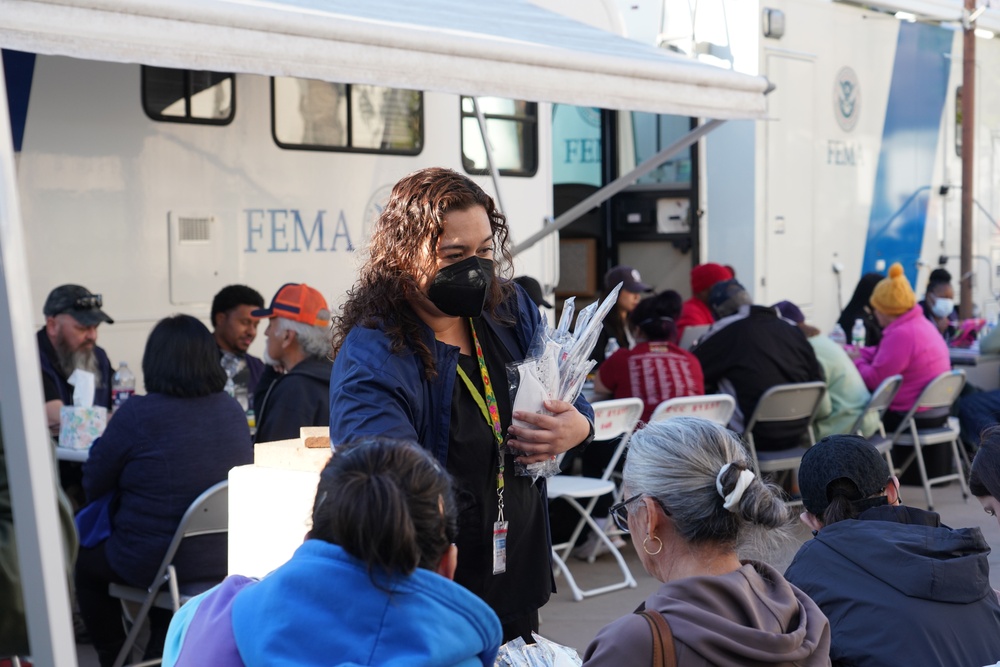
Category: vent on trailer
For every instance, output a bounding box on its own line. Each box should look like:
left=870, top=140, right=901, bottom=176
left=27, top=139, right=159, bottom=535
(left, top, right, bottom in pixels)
left=168, top=213, right=238, bottom=305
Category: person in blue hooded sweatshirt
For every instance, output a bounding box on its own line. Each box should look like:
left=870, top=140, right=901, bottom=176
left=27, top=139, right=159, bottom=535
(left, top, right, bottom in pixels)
left=161, top=437, right=502, bottom=667
left=785, top=434, right=1000, bottom=667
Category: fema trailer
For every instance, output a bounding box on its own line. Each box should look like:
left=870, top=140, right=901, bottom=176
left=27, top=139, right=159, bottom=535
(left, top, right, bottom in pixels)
left=592, top=0, right=1000, bottom=330
left=0, top=0, right=768, bottom=662
left=543, top=0, right=1000, bottom=331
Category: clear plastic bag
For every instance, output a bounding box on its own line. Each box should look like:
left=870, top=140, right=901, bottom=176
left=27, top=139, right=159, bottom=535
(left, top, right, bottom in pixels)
left=506, top=284, right=621, bottom=480
left=495, top=633, right=582, bottom=667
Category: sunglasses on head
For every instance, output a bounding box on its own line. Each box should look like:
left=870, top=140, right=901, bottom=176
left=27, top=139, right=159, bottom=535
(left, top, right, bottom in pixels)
left=608, top=493, right=671, bottom=533
left=75, top=294, right=103, bottom=309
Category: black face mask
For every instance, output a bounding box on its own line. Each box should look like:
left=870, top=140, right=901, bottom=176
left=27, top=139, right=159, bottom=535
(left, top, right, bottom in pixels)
left=427, top=256, right=494, bottom=318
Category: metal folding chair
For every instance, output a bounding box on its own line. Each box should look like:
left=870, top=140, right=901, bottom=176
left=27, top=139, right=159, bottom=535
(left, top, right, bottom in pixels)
left=548, top=398, right=642, bottom=600
left=108, top=480, right=230, bottom=667
left=649, top=394, right=736, bottom=426
left=889, top=370, right=969, bottom=510
left=847, top=374, right=903, bottom=470
left=743, top=382, right=827, bottom=505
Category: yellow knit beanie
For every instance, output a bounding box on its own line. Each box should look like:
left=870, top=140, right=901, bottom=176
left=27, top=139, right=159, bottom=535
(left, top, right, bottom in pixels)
left=869, top=263, right=915, bottom=316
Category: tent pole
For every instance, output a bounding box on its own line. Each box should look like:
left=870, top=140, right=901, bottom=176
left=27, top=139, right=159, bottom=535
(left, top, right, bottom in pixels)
left=512, top=117, right=726, bottom=256
left=0, top=55, right=78, bottom=667
left=471, top=97, right=507, bottom=217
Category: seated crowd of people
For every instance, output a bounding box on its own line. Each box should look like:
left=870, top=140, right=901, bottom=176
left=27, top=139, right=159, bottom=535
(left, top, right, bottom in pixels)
left=23, top=280, right=338, bottom=664
left=8, top=167, right=1000, bottom=667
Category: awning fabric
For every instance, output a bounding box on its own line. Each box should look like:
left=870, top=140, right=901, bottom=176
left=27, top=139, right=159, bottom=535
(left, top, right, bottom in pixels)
left=0, top=0, right=768, bottom=119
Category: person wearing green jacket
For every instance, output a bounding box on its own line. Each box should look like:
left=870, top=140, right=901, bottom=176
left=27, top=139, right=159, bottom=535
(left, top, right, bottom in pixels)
left=774, top=301, right=880, bottom=440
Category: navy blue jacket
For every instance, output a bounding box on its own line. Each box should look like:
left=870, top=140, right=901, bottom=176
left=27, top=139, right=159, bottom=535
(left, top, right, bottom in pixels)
left=253, top=357, right=332, bottom=444
left=329, top=286, right=594, bottom=620
left=785, top=505, right=1000, bottom=667
left=329, top=285, right=593, bottom=464
left=37, top=328, right=113, bottom=409
left=83, top=392, right=253, bottom=586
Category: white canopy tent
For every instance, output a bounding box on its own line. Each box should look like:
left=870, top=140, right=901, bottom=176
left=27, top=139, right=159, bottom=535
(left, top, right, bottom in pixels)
left=2, top=0, right=769, bottom=118
left=0, top=1, right=769, bottom=663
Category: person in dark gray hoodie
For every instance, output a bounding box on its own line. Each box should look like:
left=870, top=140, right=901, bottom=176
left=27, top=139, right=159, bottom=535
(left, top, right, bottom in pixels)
left=251, top=283, right=333, bottom=443
left=786, top=435, right=1000, bottom=667
left=583, top=418, right=831, bottom=666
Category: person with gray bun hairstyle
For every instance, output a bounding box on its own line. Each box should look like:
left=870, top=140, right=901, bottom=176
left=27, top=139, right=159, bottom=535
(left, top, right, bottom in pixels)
left=786, top=434, right=1000, bottom=667
left=583, top=418, right=831, bottom=667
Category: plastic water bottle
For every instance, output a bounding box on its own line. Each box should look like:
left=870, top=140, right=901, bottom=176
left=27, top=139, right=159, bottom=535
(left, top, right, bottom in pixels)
left=111, top=362, right=136, bottom=412
left=604, top=337, right=620, bottom=358
left=851, top=318, right=866, bottom=347
left=830, top=323, right=847, bottom=346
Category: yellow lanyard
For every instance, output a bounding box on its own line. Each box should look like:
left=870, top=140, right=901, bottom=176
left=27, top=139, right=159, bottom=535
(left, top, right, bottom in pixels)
left=455, top=319, right=506, bottom=514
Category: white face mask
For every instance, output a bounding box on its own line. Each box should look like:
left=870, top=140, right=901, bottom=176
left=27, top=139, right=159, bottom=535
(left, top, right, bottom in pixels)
left=931, top=297, right=954, bottom=319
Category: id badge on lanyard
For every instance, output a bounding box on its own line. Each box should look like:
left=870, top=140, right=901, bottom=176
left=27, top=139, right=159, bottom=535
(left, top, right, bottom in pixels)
left=493, top=519, right=509, bottom=574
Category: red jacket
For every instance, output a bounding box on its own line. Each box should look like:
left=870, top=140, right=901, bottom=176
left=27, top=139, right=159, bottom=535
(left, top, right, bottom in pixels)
left=676, top=298, right=714, bottom=341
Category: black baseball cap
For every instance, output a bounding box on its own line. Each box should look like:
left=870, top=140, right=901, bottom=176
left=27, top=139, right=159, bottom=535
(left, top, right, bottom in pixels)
left=43, top=285, right=114, bottom=326
left=513, top=276, right=552, bottom=309
left=604, top=266, right=653, bottom=294
left=709, top=279, right=751, bottom=318
left=799, top=435, right=891, bottom=517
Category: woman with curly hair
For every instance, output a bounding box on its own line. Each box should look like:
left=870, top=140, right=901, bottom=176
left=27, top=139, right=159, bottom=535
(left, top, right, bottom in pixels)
left=329, top=167, right=594, bottom=643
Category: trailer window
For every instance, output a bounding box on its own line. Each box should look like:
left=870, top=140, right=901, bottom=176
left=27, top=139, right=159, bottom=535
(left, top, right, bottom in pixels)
left=461, top=97, right=538, bottom=177
left=142, top=67, right=234, bottom=124
left=272, top=78, right=423, bottom=154
left=621, top=112, right=692, bottom=186
left=552, top=104, right=602, bottom=188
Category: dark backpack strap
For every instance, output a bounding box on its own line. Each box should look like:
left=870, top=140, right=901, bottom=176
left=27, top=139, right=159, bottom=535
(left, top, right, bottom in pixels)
left=639, top=609, right=676, bottom=667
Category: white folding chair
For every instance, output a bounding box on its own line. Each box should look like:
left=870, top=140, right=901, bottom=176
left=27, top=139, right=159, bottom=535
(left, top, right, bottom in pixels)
left=847, top=374, right=903, bottom=470
left=743, top=382, right=827, bottom=505
left=890, top=370, right=969, bottom=511
left=548, top=398, right=642, bottom=601
left=649, top=394, right=736, bottom=426
left=109, top=480, right=230, bottom=667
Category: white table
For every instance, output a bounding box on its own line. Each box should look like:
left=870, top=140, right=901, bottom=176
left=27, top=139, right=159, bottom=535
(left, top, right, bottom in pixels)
left=950, top=351, right=1000, bottom=391
left=55, top=446, right=89, bottom=462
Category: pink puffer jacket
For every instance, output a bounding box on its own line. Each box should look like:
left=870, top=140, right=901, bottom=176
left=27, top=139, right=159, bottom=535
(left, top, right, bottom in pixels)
left=854, top=305, right=951, bottom=412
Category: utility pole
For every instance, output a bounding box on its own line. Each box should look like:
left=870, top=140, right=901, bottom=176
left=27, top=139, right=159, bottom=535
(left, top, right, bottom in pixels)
left=960, top=0, right=977, bottom=319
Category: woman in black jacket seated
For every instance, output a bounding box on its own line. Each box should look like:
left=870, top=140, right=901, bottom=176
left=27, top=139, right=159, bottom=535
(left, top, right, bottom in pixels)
left=75, top=315, right=253, bottom=667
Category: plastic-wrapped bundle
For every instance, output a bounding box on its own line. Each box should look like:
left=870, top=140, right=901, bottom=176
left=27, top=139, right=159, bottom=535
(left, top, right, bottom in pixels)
left=495, top=633, right=582, bottom=667
left=507, top=284, right=623, bottom=480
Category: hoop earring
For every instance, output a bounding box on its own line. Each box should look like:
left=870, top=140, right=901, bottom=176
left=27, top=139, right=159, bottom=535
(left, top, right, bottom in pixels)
left=642, top=535, right=663, bottom=556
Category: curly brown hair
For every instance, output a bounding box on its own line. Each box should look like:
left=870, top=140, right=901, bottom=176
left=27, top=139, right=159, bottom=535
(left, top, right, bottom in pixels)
left=332, top=167, right=514, bottom=379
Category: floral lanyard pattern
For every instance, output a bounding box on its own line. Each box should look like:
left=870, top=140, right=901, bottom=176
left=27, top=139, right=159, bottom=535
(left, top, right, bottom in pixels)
left=454, top=318, right=506, bottom=522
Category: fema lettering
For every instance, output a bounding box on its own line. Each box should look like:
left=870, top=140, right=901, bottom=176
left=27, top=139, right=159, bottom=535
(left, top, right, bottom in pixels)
left=563, top=138, right=602, bottom=164
left=244, top=209, right=354, bottom=253
left=827, top=140, right=863, bottom=166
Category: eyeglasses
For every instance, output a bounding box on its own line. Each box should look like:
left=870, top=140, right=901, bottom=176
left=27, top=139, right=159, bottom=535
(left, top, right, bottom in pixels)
left=75, top=294, right=102, bottom=309
left=609, top=493, right=671, bottom=533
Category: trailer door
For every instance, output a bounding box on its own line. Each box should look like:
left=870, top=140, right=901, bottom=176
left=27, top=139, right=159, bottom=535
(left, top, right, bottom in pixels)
left=764, top=52, right=817, bottom=307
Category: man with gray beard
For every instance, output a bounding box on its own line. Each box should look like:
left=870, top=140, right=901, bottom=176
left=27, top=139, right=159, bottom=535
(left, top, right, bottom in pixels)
left=37, top=284, right=114, bottom=435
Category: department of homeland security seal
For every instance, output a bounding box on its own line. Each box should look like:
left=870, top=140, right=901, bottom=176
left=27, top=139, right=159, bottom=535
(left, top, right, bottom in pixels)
left=834, top=66, right=860, bottom=132
left=362, top=184, right=395, bottom=241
